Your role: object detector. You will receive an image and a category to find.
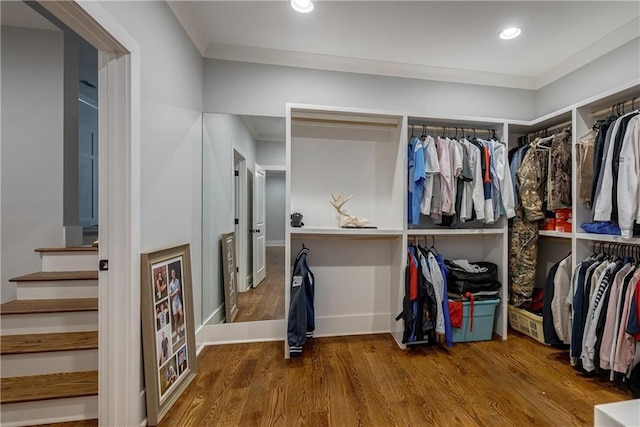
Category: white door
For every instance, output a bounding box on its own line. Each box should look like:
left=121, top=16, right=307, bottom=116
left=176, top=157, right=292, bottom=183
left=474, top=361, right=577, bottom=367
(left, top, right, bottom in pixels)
left=253, top=164, right=266, bottom=286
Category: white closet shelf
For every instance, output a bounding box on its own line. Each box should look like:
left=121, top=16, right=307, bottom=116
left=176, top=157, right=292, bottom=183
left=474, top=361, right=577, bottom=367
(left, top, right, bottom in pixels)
left=406, top=228, right=504, bottom=236
left=289, top=227, right=403, bottom=239
left=538, top=230, right=572, bottom=239
left=574, top=232, right=640, bottom=245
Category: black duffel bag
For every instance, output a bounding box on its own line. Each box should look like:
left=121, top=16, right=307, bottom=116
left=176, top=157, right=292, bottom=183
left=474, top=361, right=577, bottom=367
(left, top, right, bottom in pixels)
left=445, top=260, right=501, bottom=294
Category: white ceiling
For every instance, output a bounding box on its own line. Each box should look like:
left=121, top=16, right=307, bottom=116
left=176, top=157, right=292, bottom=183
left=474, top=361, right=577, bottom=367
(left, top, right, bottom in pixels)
left=169, top=0, right=640, bottom=90
left=241, top=115, right=286, bottom=142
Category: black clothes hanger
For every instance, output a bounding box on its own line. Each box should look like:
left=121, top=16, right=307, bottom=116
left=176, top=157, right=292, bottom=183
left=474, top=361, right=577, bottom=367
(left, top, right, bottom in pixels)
left=410, top=124, right=415, bottom=138
left=421, top=125, right=427, bottom=140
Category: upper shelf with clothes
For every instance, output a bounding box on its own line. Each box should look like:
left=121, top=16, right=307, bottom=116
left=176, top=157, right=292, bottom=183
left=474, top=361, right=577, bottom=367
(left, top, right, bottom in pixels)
left=406, top=117, right=512, bottom=231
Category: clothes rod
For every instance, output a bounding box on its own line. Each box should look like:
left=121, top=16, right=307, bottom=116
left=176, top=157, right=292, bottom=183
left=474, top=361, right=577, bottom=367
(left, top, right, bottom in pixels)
left=291, top=117, right=398, bottom=128
left=408, top=125, right=495, bottom=136
left=591, top=97, right=639, bottom=118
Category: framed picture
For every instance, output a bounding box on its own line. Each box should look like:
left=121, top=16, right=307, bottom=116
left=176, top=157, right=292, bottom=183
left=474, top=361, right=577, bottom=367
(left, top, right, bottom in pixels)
left=221, top=232, right=239, bottom=322
left=141, top=244, right=197, bottom=426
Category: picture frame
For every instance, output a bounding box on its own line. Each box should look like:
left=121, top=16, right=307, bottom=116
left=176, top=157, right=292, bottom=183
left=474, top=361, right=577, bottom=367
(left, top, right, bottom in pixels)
left=221, top=232, right=239, bottom=322
left=141, top=243, right=197, bottom=426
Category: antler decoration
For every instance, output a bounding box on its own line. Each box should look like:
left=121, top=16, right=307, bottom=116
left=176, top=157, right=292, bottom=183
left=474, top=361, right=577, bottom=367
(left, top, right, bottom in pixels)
left=330, top=193, right=369, bottom=228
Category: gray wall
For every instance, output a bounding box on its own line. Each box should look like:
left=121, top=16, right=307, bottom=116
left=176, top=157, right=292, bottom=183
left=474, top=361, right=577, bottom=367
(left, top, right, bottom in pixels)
left=265, top=173, right=286, bottom=245
left=1, top=26, right=64, bottom=303
left=536, top=37, right=640, bottom=117
left=256, top=140, right=285, bottom=166
left=98, top=0, right=204, bottom=329
left=204, top=59, right=537, bottom=120
left=202, top=113, right=257, bottom=324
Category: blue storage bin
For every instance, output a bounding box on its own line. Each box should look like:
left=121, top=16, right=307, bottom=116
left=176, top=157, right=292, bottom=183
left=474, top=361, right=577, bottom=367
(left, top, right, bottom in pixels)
left=451, top=298, right=500, bottom=343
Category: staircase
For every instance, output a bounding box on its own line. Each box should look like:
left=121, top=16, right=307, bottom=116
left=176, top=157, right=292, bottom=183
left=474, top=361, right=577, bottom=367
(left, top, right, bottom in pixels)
left=0, top=247, right=99, bottom=426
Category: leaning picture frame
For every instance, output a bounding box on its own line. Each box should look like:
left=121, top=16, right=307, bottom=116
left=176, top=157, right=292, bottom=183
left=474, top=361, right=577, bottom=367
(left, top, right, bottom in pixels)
left=141, top=243, right=197, bottom=426
left=221, top=232, right=239, bottom=323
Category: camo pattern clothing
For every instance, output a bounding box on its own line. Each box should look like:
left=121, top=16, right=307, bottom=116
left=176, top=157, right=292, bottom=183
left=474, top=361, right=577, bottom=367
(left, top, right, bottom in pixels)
left=548, top=128, right=572, bottom=210
left=517, top=143, right=549, bottom=221
left=576, top=130, right=596, bottom=207
left=510, top=208, right=541, bottom=307
left=510, top=144, right=548, bottom=307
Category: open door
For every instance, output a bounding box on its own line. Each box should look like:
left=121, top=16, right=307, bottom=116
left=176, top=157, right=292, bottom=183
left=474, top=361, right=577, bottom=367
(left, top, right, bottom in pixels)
left=252, top=164, right=266, bottom=287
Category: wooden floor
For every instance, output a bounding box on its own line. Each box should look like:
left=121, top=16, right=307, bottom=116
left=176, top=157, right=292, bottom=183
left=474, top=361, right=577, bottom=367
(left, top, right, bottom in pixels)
left=160, top=331, right=631, bottom=427
left=234, top=246, right=285, bottom=323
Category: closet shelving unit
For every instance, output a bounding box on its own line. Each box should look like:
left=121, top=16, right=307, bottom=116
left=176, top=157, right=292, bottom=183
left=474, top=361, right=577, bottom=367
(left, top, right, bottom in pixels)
left=283, top=83, right=639, bottom=359
left=397, top=117, right=511, bottom=348
left=285, top=105, right=406, bottom=359
left=508, top=110, right=575, bottom=313
left=572, top=84, right=640, bottom=268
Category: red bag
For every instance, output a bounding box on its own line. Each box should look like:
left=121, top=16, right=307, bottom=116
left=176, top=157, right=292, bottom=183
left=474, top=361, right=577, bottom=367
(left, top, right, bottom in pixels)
left=449, top=300, right=463, bottom=328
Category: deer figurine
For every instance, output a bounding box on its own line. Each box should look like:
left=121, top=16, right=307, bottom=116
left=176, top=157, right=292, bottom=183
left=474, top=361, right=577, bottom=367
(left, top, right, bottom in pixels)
left=329, top=193, right=369, bottom=228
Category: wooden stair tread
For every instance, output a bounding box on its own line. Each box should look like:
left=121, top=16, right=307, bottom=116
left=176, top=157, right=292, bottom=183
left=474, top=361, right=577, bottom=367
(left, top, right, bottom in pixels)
left=0, top=371, right=98, bottom=404
left=35, top=247, right=98, bottom=253
left=9, top=271, right=98, bottom=282
left=1, top=298, right=98, bottom=314
left=1, top=331, right=98, bottom=354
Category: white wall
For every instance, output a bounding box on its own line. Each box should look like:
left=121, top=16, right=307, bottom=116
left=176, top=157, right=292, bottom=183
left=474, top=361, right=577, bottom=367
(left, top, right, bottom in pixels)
left=89, top=2, right=203, bottom=424
left=265, top=173, right=285, bottom=245
left=97, top=0, right=203, bottom=327
left=203, top=59, right=537, bottom=120
left=536, top=38, right=640, bottom=117
left=256, top=140, right=285, bottom=166
left=202, top=113, right=257, bottom=324
left=1, top=25, right=64, bottom=303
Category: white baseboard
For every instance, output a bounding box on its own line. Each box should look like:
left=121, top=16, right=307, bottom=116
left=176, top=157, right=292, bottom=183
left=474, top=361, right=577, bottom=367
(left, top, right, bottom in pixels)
left=312, top=313, right=391, bottom=338
left=200, top=304, right=225, bottom=327
left=0, top=396, right=97, bottom=427
left=266, top=241, right=285, bottom=247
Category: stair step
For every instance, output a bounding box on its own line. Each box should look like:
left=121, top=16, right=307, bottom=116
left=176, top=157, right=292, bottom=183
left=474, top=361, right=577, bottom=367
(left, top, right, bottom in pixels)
left=31, top=420, right=98, bottom=427
left=0, top=371, right=98, bottom=404
left=9, top=271, right=98, bottom=282
left=1, top=331, right=98, bottom=355
left=1, top=298, right=98, bottom=315
left=1, top=396, right=98, bottom=426
left=35, top=247, right=97, bottom=253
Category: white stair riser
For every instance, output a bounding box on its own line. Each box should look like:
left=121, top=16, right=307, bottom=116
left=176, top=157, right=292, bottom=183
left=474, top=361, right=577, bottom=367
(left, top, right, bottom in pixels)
left=1, top=349, right=98, bottom=378
left=1, top=312, right=98, bottom=335
left=41, top=253, right=98, bottom=272
left=0, top=395, right=97, bottom=427
left=16, top=280, right=98, bottom=300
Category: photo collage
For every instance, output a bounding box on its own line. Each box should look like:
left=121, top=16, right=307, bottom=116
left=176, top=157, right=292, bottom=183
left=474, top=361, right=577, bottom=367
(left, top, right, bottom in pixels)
left=152, top=256, right=189, bottom=398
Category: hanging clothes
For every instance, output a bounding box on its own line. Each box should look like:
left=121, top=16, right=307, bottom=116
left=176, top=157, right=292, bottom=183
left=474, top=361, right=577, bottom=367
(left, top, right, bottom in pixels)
left=576, top=129, right=596, bottom=207
left=287, top=246, right=315, bottom=357
left=548, top=128, right=573, bottom=210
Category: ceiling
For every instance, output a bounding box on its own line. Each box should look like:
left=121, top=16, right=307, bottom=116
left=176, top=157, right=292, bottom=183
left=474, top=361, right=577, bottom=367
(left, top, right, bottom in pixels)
left=1, top=1, right=59, bottom=31
left=168, top=0, right=640, bottom=90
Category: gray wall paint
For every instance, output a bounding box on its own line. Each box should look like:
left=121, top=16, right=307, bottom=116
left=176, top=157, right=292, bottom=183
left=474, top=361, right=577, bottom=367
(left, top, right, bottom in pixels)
left=265, top=174, right=286, bottom=245
left=98, top=1, right=204, bottom=332
left=202, top=113, right=257, bottom=324
left=256, top=140, right=285, bottom=166
left=1, top=26, right=64, bottom=304
left=536, top=38, right=640, bottom=117
left=204, top=59, right=537, bottom=120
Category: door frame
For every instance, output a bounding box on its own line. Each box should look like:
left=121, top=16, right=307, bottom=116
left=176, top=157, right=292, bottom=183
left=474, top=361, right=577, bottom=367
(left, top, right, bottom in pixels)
left=37, top=2, right=141, bottom=425
left=233, top=149, right=249, bottom=293
left=252, top=164, right=267, bottom=287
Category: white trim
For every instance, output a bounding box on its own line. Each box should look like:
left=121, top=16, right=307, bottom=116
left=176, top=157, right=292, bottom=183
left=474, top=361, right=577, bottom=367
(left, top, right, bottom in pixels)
left=260, top=164, right=286, bottom=172
left=266, top=240, right=285, bottom=247
left=197, top=319, right=285, bottom=344
left=79, top=93, right=98, bottom=110
left=199, top=304, right=225, bottom=327
left=233, top=149, right=249, bottom=293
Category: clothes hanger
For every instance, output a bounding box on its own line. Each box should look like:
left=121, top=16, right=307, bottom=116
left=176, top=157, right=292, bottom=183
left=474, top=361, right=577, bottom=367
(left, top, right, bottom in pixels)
left=410, top=124, right=415, bottom=138
left=421, top=125, right=427, bottom=140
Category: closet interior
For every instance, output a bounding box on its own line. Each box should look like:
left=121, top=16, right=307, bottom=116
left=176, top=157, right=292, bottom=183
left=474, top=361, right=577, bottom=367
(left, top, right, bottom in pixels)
left=284, top=83, right=640, bottom=364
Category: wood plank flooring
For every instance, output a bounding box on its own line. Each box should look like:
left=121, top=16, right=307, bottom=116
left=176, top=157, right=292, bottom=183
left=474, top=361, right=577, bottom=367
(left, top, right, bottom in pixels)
left=0, top=371, right=98, bottom=404
left=159, top=331, right=631, bottom=427
left=1, top=331, right=98, bottom=354
left=234, top=246, right=285, bottom=323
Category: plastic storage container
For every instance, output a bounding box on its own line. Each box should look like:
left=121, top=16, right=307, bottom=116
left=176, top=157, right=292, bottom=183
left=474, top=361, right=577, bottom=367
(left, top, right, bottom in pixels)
left=508, top=304, right=545, bottom=344
left=451, top=299, right=499, bottom=343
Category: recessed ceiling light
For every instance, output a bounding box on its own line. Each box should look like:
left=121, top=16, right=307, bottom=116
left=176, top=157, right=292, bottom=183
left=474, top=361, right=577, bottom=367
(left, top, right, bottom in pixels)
left=291, top=0, right=314, bottom=13
left=499, top=27, right=521, bottom=40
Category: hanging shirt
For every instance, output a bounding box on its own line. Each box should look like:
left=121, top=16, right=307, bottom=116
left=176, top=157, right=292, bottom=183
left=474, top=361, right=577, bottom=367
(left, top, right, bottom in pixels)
left=492, top=140, right=516, bottom=219
left=599, top=263, right=634, bottom=370
left=576, top=129, right=596, bottom=207
left=408, top=136, right=426, bottom=226
left=552, top=255, right=573, bottom=344
left=420, top=135, right=440, bottom=216
left=616, top=116, right=640, bottom=238
left=613, top=269, right=640, bottom=376
left=437, top=137, right=454, bottom=217
left=548, top=128, right=573, bottom=210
